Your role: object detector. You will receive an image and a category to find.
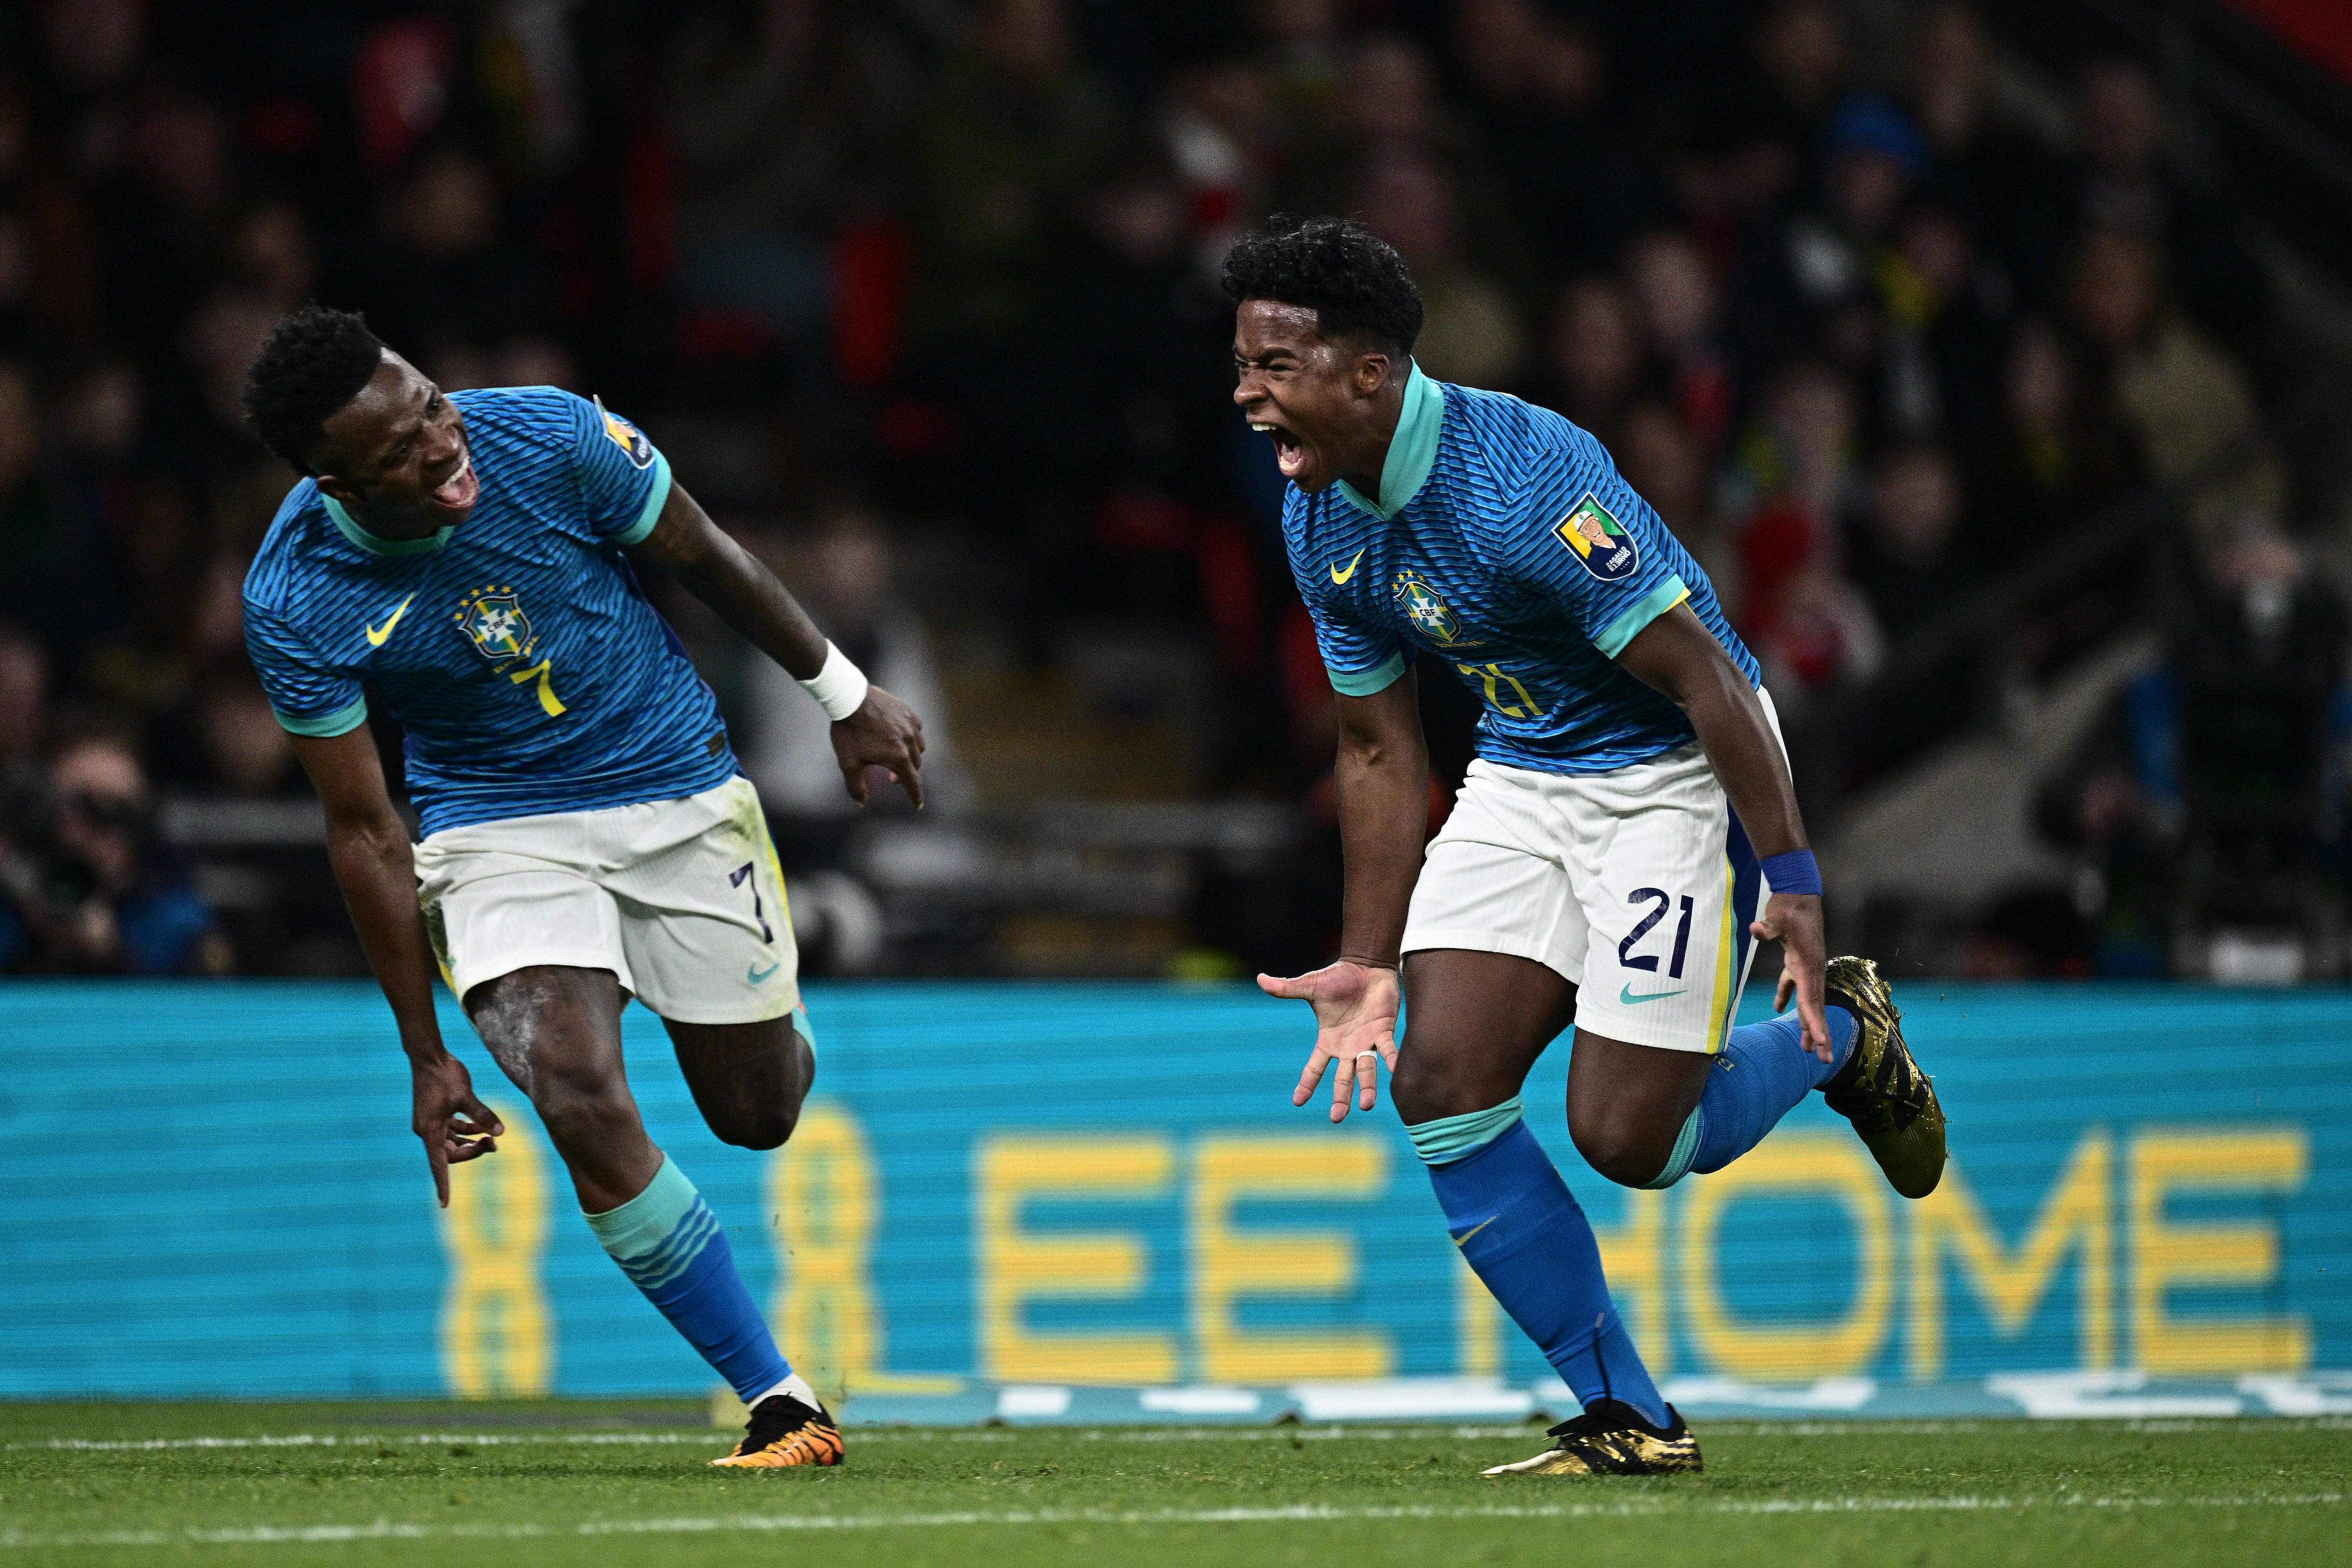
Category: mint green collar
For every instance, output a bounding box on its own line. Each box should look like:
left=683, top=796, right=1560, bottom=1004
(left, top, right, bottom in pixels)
left=322, top=493, right=456, bottom=556
left=1335, top=361, right=1443, bottom=521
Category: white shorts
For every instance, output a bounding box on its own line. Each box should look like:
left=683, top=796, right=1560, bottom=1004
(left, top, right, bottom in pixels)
left=415, top=775, right=802, bottom=1027
left=1401, top=695, right=1788, bottom=1054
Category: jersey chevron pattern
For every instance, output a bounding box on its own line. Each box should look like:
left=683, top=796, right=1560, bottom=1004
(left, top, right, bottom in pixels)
left=243, top=386, right=736, bottom=835
left=1281, top=364, right=1760, bottom=774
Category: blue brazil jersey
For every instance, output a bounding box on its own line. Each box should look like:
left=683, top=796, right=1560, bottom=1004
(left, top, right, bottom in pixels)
left=244, top=386, right=736, bottom=836
left=1284, top=364, right=1759, bottom=774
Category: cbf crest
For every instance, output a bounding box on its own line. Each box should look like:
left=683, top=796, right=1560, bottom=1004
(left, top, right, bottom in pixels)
left=453, top=584, right=569, bottom=716
left=1555, top=492, right=1640, bottom=582
left=1392, top=569, right=1463, bottom=645
left=454, top=586, right=538, bottom=663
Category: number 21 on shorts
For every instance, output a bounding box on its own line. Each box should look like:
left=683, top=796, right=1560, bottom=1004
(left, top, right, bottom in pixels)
left=1619, top=887, right=1694, bottom=978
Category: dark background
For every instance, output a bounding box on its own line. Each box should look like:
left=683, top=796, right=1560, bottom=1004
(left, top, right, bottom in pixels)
left=3, top=0, right=2350, bottom=985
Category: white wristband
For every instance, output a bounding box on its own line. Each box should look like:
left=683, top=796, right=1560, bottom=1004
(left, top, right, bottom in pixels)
left=798, top=641, right=870, bottom=721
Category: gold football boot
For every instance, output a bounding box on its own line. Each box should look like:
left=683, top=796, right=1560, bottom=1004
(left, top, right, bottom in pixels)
left=1482, top=1401, right=1702, bottom=1476
left=1821, top=956, right=1947, bottom=1199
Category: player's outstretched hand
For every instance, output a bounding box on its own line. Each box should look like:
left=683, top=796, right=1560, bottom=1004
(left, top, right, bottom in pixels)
left=1752, top=890, right=1832, bottom=1062
left=412, top=1053, right=504, bottom=1208
left=1257, top=959, right=1402, bottom=1123
left=832, top=686, right=926, bottom=810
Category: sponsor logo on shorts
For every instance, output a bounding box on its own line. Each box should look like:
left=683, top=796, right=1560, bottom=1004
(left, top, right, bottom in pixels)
left=747, top=961, right=781, bottom=985
left=1556, top=493, right=1640, bottom=582
left=1619, top=982, right=1686, bottom=1005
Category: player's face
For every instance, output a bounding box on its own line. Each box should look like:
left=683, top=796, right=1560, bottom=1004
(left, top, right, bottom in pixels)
left=1233, top=299, right=1389, bottom=494
left=314, top=352, right=477, bottom=534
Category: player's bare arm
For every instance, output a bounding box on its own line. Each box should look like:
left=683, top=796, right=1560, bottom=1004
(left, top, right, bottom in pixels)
left=1258, top=670, right=1425, bottom=1121
left=289, top=726, right=502, bottom=1206
left=630, top=484, right=927, bottom=809
left=1615, top=603, right=1832, bottom=1060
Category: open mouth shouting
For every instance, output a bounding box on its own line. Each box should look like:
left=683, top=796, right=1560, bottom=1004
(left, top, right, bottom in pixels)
left=1251, top=419, right=1312, bottom=483
left=426, top=439, right=479, bottom=517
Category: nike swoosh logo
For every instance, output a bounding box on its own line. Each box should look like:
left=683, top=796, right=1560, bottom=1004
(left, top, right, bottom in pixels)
left=1452, top=1217, right=1496, bottom=1247
left=1620, top=983, right=1687, bottom=1005
left=364, top=593, right=417, bottom=646
left=1330, top=548, right=1367, bottom=585
left=747, top=962, right=780, bottom=985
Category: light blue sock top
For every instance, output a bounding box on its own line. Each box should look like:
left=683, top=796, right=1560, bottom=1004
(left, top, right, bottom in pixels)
left=584, top=1155, right=698, bottom=1267
left=1406, top=1096, right=1525, bottom=1165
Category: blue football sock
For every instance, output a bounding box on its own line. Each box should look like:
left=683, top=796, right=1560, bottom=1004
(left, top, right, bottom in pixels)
left=1416, top=1113, right=1670, bottom=1428
left=1672, top=1005, right=1857, bottom=1180
left=584, top=1155, right=793, bottom=1404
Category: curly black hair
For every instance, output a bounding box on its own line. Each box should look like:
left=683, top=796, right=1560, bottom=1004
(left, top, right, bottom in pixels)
left=241, top=304, right=387, bottom=473
left=1220, top=214, right=1423, bottom=355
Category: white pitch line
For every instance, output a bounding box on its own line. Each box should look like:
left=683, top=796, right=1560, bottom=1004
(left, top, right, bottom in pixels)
left=6, top=1427, right=1557, bottom=1454
left=0, top=1492, right=2342, bottom=1550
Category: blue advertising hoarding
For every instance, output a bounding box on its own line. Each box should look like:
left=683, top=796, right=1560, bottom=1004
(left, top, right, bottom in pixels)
left=2, top=981, right=2346, bottom=1420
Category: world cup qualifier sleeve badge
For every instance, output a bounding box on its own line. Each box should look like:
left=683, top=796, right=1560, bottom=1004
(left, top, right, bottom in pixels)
left=593, top=394, right=656, bottom=469
left=1555, top=493, right=1640, bottom=582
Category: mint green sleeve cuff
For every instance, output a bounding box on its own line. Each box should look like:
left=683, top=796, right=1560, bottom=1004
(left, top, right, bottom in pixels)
left=611, top=450, right=673, bottom=546
left=273, top=695, right=368, bottom=738
left=1594, top=576, right=1692, bottom=659
left=1328, top=649, right=1407, bottom=697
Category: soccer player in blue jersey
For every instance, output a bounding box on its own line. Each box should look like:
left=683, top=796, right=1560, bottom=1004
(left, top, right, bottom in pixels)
left=1234, top=219, right=1947, bottom=1476
left=238, top=306, right=924, bottom=1468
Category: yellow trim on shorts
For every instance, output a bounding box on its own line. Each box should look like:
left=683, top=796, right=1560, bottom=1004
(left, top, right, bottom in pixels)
left=753, top=799, right=794, bottom=938
left=1705, top=849, right=1737, bottom=1054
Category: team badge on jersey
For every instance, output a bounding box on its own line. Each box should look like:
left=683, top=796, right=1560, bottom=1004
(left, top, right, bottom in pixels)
left=1556, top=493, right=1639, bottom=582
left=454, top=587, right=538, bottom=662
left=593, top=394, right=656, bottom=470
left=1392, top=569, right=1463, bottom=645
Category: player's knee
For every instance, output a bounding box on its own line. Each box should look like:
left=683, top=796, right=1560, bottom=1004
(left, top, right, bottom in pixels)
left=1391, top=1051, right=1476, bottom=1126
left=1569, top=1110, right=1668, bottom=1189
left=530, top=1069, right=638, bottom=1151
left=712, top=1101, right=798, bottom=1151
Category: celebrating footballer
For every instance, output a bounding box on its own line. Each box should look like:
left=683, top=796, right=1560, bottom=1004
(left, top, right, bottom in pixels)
left=239, top=306, right=923, bottom=1468
left=1236, top=216, right=1947, bottom=1477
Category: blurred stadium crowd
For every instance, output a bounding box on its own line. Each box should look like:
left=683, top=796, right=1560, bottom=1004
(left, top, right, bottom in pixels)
left=0, top=0, right=2347, bottom=981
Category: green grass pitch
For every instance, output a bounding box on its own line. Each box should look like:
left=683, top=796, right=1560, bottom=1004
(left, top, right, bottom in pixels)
left=2, top=1402, right=2345, bottom=1567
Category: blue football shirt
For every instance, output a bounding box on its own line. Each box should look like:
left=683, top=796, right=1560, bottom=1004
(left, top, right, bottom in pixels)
left=1282, top=364, right=1760, bottom=774
left=243, top=386, right=737, bottom=836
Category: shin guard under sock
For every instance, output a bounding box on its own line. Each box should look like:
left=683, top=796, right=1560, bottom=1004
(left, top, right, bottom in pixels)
left=584, top=1155, right=793, bottom=1404
left=1422, top=1117, right=1669, bottom=1426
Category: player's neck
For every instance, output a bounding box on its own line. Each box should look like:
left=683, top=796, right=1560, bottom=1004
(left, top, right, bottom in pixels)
left=336, top=494, right=443, bottom=542
left=1337, top=380, right=1407, bottom=504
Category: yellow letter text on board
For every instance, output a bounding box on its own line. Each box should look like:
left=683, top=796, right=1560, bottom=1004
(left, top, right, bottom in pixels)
left=2130, top=1128, right=2310, bottom=1373
left=976, top=1135, right=1177, bottom=1384
left=1192, top=1135, right=1395, bottom=1382
left=1908, top=1132, right=2112, bottom=1380
left=1682, top=1133, right=1892, bottom=1380
left=771, top=1103, right=961, bottom=1404
left=439, top=1102, right=553, bottom=1397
